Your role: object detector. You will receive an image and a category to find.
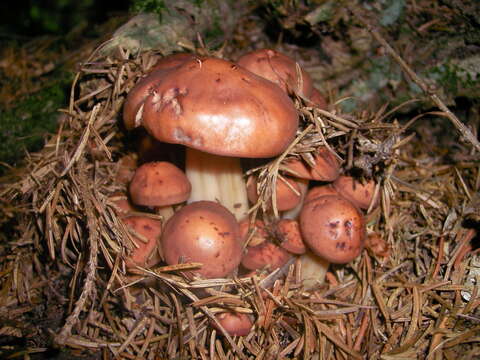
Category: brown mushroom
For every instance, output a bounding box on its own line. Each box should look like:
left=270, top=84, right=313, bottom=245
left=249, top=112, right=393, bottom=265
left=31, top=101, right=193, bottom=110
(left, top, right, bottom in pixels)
left=211, top=312, right=253, bottom=336
left=333, top=176, right=378, bottom=210
left=276, top=219, right=306, bottom=254
left=239, top=218, right=268, bottom=247
left=241, top=240, right=292, bottom=271
left=122, top=215, right=162, bottom=268
left=126, top=56, right=299, bottom=220
left=161, top=201, right=242, bottom=278
left=237, top=49, right=313, bottom=97
left=129, top=161, right=191, bottom=207
left=283, top=147, right=341, bottom=182
left=246, top=174, right=302, bottom=212
left=300, top=194, right=365, bottom=264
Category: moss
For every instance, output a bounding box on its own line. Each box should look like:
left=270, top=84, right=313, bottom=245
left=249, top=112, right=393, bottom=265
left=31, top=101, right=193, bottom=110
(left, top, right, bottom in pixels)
left=131, top=0, right=167, bottom=18
left=0, top=75, right=71, bottom=173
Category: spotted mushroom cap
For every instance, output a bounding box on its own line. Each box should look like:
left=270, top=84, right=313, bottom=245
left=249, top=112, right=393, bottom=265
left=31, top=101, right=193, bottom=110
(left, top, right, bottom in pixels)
left=140, top=57, right=299, bottom=158
left=129, top=161, right=191, bottom=207
left=299, top=194, right=365, bottom=264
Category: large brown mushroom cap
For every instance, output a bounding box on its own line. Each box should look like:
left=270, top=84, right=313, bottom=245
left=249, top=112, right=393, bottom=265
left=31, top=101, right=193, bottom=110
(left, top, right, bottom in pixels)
left=129, top=161, right=191, bottom=207
left=283, top=147, right=341, bottom=181
left=237, top=49, right=313, bottom=97
left=141, top=57, right=299, bottom=158
left=161, top=201, right=242, bottom=278
left=299, top=195, right=365, bottom=264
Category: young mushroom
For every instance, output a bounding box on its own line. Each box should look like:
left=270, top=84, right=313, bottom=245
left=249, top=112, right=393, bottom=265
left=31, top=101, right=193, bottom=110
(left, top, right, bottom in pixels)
left=298, top=194, right=366, bottom=287
left=239, top=219, right=291, bottom=271
left=124, top=56, right=299, bottom=221
left=122, top=215, right=163, bottom=268
left=161, top=201, right=242, bottom=278
left=129, top=161, right=191, bottom=222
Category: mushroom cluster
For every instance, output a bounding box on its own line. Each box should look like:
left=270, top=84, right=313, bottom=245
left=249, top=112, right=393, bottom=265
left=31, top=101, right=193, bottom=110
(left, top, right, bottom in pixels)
left=113, top=48, right=378, bottom=336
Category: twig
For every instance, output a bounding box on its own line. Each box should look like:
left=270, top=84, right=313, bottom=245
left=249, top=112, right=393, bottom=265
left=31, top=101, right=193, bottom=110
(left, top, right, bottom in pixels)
left=348, top=5, right=480, bottom=152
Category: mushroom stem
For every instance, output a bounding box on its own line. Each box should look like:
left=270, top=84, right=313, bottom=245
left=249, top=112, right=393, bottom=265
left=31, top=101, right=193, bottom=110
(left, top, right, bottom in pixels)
left=299, top=251, right=329, bottom=289
left=155, top=205, right=175, bottom=223
left=185, top=148, right=249, bottom=221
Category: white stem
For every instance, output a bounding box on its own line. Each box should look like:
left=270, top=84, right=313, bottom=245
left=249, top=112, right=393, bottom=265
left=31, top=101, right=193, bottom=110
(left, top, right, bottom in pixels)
left=299, top=251, right=329, bottom=289
left=185, top=148, right=249, bottom=221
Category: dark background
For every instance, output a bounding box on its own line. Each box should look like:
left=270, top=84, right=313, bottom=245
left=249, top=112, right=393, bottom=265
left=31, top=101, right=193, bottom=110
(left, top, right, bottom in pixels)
left=0, top=0, right=130, bottom=38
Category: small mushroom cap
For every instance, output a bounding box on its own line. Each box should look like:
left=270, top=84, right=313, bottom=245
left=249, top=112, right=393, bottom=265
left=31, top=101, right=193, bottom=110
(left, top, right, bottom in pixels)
left=241, top=240, right=292, bottom=271
left=239, top=218, right=268, bottom=247
left=304, top=184, right=338, bottom=203
left=237, top=49, right=313, bottom=97
left=309, top=87, right=328, bottom=110
left=141, top=57, right=299, bottom=158
left=122, top=216, right=162, bottom=268
left=299, top=195, right=365, bottom=264
left=283, top=147, right=340, bottom=181
left=211, top=312, right=253, bottom=336
left=246, top=175, right=302, bottom=212
left=276, top=219, right=306, bottom=255
left=123, top=53, right=195, bottom=130
left=161, top=201, right=242, bottom=278
left=333, top=176, right=378, bottom=210
left=129, top=161, right=191, bottom=207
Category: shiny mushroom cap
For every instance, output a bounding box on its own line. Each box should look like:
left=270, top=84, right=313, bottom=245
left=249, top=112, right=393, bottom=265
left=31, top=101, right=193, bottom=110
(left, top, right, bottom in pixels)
left=300, top=195, right=365, bottom=264
left=141, top=57, right=299, bottom=158
left=283, top=147, right=341, bottom=182
left=237, top=49, right=313, bottom=97
left=161, top=201, right=242, bottom=278
left=129, top=161, right=191, bottom=207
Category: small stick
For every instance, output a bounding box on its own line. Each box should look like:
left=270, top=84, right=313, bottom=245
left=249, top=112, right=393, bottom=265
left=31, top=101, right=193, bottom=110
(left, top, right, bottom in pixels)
left=348, top=5, right=480, bottom=152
